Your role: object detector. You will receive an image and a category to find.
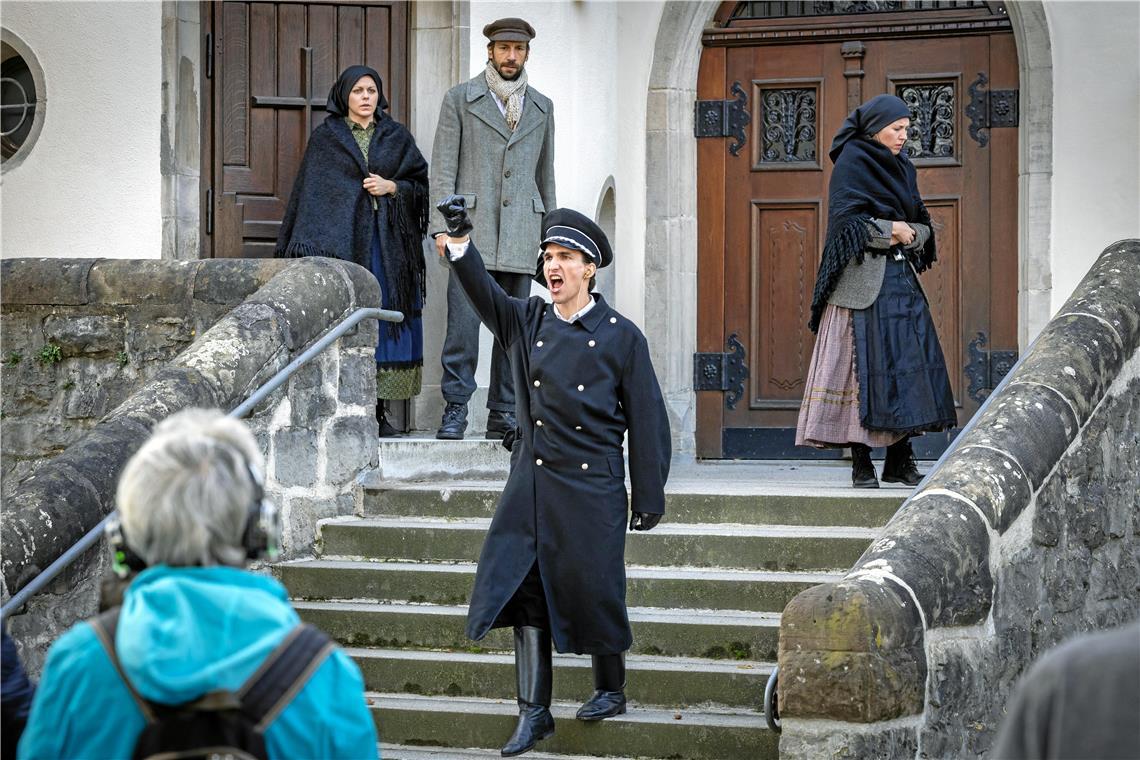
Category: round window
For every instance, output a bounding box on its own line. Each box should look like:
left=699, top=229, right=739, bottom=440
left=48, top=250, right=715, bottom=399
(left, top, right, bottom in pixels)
left=1, top=33, right=45, bottom=169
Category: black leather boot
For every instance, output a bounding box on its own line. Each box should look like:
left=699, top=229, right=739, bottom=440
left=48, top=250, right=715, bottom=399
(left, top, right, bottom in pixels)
left=882, top=437, right=922, bottom=486
left=851, top=443, right=879, bottom=489
left=575, top=653, right=626, bottom=721
left=436, top=402, right=468, bottom=440
left=486, top=409, right=518, bottom=441
left=501, top=626, right=555, bottom=757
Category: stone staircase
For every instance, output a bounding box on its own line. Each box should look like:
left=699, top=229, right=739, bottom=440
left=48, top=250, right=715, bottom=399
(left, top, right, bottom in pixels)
left=273, top=440, right=907, bottom=759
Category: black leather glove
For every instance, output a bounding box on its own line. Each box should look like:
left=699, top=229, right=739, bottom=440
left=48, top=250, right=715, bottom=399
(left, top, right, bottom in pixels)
left=436, top=194, right=474, bottom=238
left=629, top=512, right=662, bottom=532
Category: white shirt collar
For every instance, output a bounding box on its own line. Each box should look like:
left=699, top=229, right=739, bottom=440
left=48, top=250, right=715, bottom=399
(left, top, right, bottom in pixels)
left=553, top=296, right=596, bottom=324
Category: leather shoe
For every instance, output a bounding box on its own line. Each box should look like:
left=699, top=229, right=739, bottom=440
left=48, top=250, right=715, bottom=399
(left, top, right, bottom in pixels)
left=486, top=410, right=517, bottom=441
left=882, top=438, right=922, bottom=486
left=851, top=443, right=879, bottom=489
left=575, top=689, right=626, bottom=721
left=436, top=402, right=468, bottom=440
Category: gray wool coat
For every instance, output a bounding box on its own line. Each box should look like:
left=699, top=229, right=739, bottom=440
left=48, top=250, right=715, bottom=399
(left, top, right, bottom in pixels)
left=429, top=74, right=556, bottom=274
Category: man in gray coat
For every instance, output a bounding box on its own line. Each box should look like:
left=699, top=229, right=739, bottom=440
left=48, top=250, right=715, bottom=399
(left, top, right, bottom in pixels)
left=430, top=16, right=556, bottom=440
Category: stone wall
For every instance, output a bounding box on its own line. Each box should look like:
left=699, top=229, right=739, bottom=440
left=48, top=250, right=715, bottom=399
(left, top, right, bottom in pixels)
left=1, top=257, right=381, bottom=673
left=777, top=240, right=1140, bottom=759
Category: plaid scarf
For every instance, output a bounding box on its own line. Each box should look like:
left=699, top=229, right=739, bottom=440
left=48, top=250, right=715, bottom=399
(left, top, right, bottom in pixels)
left=484, top=60, right=527, bottom=131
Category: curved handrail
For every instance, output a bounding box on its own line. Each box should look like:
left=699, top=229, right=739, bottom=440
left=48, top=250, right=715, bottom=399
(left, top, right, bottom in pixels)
left=764, top=665, right=780, bottom=733
left=0, top=306, right=401, bottom=622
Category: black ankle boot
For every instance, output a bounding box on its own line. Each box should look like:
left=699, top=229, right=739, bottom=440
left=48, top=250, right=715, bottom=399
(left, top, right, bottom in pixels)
left=575, top=653, right=626, bottom=721
left=501, top=626, right=554, bottom=757
left=851, top=443, right=879, bottom=489
left=377, top=402, right=401, bottom=438
left=882, top=437, right=922, bottom=486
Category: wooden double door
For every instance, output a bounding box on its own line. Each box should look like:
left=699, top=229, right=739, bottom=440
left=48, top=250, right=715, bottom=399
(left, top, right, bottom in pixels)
left=696, top=2, right=1019, bottom=459
left=203, top=0, right=409, bottom=258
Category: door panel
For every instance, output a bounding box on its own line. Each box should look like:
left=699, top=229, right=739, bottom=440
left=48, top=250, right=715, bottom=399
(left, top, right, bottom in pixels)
left=205, top=1, right=408, bottom=258
left=696, top=3, right=1018, bottom=458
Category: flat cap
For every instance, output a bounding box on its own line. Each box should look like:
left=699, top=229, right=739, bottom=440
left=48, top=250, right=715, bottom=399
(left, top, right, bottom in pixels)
left=534, top=208, right=613, bottom=284
left=483, top=17, right=536, bottom=43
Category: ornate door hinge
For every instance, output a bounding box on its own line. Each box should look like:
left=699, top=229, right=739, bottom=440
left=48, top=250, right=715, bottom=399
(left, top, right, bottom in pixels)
left=694, top=81, right=751, bottom=157
left=964, top=331, right=1018, bottom=403
left=965, top=72, right=1018, bottom=147
left=694, top=333, right=749, bottom=409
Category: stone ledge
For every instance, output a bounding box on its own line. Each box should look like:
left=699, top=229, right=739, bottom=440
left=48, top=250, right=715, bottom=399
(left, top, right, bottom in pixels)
left=776, top=239, right=1140, bottom=725
left=1, top=257, right=381, bottom=597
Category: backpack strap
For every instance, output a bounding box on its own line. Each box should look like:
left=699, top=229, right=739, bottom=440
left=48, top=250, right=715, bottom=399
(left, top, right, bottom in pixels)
left=237, top=623, right=336, bottom=731
left=90, top=607, right=157, bottom=723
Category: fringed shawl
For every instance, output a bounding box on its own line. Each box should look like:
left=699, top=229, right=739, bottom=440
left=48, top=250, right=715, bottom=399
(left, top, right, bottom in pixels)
left=276, top=113, right=429, bottom=335
left=808, top=137, right=936, bottom=333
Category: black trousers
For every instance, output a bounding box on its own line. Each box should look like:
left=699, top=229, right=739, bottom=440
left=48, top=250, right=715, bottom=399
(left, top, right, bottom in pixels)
left=441, top=266, right=531, bottom=412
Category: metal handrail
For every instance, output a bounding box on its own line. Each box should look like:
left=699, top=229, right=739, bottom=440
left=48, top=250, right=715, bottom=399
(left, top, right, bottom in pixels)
left=0, top=306, right=401, bottom=622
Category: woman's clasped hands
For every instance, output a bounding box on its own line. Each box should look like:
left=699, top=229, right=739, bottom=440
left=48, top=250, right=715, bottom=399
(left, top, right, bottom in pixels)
left=363, top=173, right=396, bottom=197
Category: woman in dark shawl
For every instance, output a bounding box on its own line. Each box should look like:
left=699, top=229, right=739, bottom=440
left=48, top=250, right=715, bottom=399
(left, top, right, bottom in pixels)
left=276, top=65, right=429, bottom=435
left=796, top=94, right=956, bottom=488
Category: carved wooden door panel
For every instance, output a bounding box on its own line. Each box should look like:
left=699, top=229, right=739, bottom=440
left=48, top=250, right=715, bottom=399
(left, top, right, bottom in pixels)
left=696, top=2, right=1018, bottom=458
left=203, top=1, right=408, bottom=258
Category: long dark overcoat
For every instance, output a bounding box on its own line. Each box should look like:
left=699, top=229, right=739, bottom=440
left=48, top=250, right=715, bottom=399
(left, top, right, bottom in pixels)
left=451, top=243, right=671, bottom=655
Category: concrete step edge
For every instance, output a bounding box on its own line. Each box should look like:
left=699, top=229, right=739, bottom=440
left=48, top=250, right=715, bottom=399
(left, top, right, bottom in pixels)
left=322, top=516, right=881, bottom=539
left=344, top=646, right=775, bottom=674
left=366, top=692, right=767, bottom=728
left=294, top=600, right=781, bottom=625
left=280, top=557, right=843, bottom=584
left=380, top=743, right=634, bottom=760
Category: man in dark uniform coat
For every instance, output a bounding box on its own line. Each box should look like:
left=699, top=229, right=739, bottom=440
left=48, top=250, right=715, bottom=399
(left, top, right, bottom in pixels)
left=436, top=195, right=671, bottom=757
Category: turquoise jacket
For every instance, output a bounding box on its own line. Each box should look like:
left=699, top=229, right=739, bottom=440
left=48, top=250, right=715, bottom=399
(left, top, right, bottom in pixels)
left=18, top=565, right=377, bottom=760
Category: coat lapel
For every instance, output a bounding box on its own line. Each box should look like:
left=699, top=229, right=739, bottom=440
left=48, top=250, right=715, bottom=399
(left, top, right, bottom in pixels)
left=507, top=93, right=545, bottom=147
left=465, top=76, right=513, bottom=142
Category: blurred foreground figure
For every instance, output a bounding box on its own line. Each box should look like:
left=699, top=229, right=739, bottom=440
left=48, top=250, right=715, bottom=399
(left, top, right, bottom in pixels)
left=990, top=619, right=1140, bottom=759
left=18, top=409, right=377, bottom=760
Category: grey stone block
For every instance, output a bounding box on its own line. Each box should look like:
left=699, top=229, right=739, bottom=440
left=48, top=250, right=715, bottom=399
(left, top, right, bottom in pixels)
left=338, top=349, right=376, bottom=405
left=88, top=260, right=198, bottom=305
left=857, top=494, right=992, bottom=626
left=247, top=259, right=357, bottom=350
left=324, top=414, right=378, bottom=484
left=191, top=259, right=289, bottom=305
left=955, top=382, right=1079, bottom=491
left=288, top=359, right=335, bottom=428
left=0, top=259, right=95, bottom=305
left=1057, top=240, right=1140, bottom=354
left=779, top=722, right=917, bottom=760
left=62, top=358, right=133, bottom=420
left=125, top=312, right=195, bottom=363
left=921, top=444, right=1030, bottom=532
left=284, top=495, right=338, bottom=557
left=273, top=428, right=318, bottom=487
left=1012, top=313, right=1126, bottom=425
left=43, top=315, right=125, bottom=356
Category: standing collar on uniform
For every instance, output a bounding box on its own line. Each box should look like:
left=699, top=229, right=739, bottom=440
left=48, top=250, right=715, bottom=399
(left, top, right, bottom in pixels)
left=561, top=293, right=609, bottom=334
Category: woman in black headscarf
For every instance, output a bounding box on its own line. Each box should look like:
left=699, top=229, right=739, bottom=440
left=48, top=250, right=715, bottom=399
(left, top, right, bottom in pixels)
left=276, top=66, right=429, bottom=435
left=796, top=94, right=956, bottom=488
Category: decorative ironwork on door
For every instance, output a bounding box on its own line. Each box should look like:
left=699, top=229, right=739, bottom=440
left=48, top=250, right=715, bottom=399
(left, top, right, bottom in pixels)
left=694, top=81, right=751, bottom=157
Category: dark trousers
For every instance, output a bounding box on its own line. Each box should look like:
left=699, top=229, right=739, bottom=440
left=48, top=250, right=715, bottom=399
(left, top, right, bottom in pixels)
left=441, top=266, right=531, bottom=412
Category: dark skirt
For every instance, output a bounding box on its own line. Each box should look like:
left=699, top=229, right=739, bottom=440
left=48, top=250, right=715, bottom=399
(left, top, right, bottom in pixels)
left=852, top=258, right=957, bottom=434
left=369, top=217, right=423, bottom=400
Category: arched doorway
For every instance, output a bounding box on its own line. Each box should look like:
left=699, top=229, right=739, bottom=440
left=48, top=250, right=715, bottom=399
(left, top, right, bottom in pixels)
left=694, top=1, right=1020, bottom=458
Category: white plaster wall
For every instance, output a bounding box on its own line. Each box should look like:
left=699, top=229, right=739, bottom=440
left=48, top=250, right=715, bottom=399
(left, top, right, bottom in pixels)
left=0, top=2, right=163, bottom=260
left=1045, top=0, right=1140, bottom=312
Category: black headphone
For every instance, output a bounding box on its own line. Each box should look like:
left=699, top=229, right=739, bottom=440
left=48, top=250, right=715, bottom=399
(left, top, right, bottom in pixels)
left=106, top=460, right=282, bottom=579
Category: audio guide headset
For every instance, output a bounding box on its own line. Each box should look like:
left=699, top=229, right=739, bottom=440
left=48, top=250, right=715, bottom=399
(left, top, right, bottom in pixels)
left=106, top=458, right=281, bottom=578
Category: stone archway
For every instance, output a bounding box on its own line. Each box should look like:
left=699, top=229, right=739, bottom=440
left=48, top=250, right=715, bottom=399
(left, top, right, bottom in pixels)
left=643, top=1, right=1054, bottom=456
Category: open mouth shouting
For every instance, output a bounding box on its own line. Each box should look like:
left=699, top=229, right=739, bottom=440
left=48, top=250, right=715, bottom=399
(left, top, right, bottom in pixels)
left=547, top=272, right=564, bottom=297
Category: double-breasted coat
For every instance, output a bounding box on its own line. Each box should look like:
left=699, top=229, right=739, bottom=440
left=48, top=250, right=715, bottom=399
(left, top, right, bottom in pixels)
left=451, top=242, right=671, bottom=655
left=428, top=75, right=556, bottom=274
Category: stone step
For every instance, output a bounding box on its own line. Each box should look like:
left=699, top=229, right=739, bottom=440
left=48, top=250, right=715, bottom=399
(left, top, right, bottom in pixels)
left=377, top=437, right=510, bottom=481
left=277, top=558, right=838, bottom=612
left=295, top=601, right=781, bottom=661
left=346, top=647, right=770, bottom=708
left=364, top=480, right=902, bottom=528
left=368, top=693, right=776, bottom=760
left=381, top=745, right=635, bottom=760
left=318, top=517, right=877, bottom=572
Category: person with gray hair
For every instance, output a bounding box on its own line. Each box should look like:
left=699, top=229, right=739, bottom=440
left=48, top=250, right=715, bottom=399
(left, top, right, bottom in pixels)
left=18, top=409, right=378, bottom=760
